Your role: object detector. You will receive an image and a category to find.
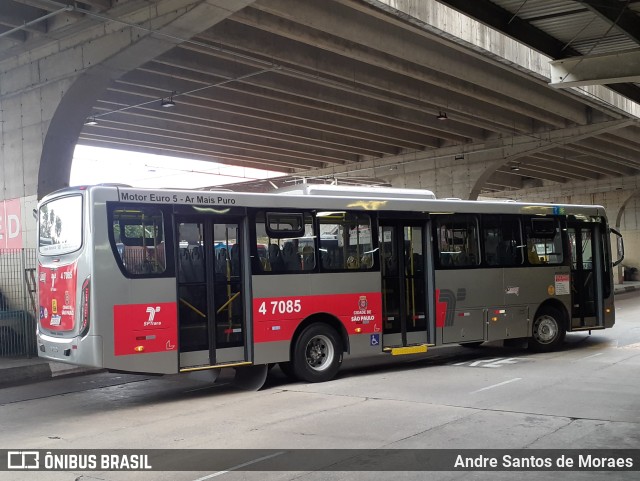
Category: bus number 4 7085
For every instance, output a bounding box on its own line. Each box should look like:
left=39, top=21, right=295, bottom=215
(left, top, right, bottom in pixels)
left=258, top=299, right=302, bottom=316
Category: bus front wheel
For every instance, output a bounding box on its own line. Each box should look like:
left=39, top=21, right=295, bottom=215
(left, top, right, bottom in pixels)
left=292, top=324, right=343, bottom=383
left=530, top=307, right=566, bottom=352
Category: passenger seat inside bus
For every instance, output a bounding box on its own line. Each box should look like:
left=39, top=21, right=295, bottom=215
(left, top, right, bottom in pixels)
left=497, top=241, right=518, bottom=265
left=282, top=242, right=300, bottom=271
left=302, top=245, right=314, bottom=270
left=230, top=245, right=240, bottom=276
left=180, top=245, right=202, bottom=283
left=216, top=248, right=227, bottom=274
left=268, top=244, right=284, bottom=272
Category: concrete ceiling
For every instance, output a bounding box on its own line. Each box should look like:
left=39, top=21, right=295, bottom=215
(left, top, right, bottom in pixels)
left=2, top=0, right=640, bottom=195
left=439, top=0, right=640, bottom=102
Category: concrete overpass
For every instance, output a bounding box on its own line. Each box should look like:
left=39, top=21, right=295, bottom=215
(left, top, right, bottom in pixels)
left=1, top=0, right=640, bottom=270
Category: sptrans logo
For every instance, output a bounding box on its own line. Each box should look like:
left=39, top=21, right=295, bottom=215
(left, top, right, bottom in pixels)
left=144, top=306, right=161, bottom=326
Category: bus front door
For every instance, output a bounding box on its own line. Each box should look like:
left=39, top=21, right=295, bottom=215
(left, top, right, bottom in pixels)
left=568, top=221, right=605, bottom=328
left=379, top=221, right=429, bottom=348
left=176, top=218, right=246, bottom=369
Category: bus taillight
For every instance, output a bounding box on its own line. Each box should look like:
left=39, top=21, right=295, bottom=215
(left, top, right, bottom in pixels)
left=80, top=277, right=90, bottom=336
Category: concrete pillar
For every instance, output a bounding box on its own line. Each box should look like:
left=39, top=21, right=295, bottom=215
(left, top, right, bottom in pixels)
left=0, top=0, right=255, bottom=249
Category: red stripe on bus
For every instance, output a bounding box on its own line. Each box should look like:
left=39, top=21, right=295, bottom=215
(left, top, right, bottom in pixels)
left=435, top=289, right=447, bottom=328
left=252, top=292, right=382, bottom=343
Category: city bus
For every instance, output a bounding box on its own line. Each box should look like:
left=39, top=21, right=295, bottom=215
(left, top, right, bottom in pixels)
left=36, top=184, right=623, bottom=388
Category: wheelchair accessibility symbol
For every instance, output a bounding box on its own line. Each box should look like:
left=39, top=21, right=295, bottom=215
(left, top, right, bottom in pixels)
left=370, top=334, right=380, bottom=346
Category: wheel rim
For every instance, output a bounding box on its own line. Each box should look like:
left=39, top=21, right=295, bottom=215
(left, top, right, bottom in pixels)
left=305, top=334, right=334, bottom=371
left=534, top=315, right=558, bottom=344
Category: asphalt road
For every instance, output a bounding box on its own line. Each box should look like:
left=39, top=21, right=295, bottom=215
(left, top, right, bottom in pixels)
left=1, top=292, right=639, bottom=481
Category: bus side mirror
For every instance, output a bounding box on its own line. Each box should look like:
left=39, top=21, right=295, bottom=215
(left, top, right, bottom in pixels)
left=610, top=228, right=624, bottom=267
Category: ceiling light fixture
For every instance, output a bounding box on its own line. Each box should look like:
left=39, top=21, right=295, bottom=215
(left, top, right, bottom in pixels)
left=437, top=111, right=447, bottom=120
left=161, top=91, right=176, bottom=108
left=161, top=97, right=175, bottom=108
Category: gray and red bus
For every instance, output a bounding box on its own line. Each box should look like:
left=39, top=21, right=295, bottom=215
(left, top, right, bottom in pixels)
left=36, top=184, right=623, bottom=387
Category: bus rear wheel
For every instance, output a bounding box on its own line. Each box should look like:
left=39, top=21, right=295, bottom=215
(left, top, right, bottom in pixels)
left=292, top=324, right=343, bottom=383
left=530, top=307, right=566, bottom=352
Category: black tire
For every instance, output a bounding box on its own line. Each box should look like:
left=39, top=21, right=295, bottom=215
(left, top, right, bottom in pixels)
left=459, top=341, right=484, bottom=348
left=529, top=306, right=566, bottom=352
left=292, top=324, right=343, bottom=383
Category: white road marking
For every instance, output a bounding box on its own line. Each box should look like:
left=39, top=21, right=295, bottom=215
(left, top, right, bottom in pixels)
left=469, top=357, right=503, bottom=367
left=192, top=451, right=286, bottom=480
left=471, top=377, right=522, bottom=394
left=453, top=357, right=529, bottom=368
left=578, top=352, right=603, bottom=360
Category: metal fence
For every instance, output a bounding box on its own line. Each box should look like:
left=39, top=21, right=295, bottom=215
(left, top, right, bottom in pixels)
left=0, top=249, right=37, bottom=357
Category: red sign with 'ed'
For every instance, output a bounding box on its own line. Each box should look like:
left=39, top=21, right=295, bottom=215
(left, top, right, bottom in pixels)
left=0, top=198, right=22, bottom=248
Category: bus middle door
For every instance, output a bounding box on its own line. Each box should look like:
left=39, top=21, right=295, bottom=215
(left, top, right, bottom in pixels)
left=379, top=220, right=429, bottom=349
left=176, top=217, right=246, bottom=370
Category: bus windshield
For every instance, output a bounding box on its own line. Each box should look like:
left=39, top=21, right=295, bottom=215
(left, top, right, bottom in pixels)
left=39, top=195, right=83, bottom=255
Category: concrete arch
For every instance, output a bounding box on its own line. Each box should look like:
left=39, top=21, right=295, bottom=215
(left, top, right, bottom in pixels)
left=615, top=191, right=640, bottom=229
left=37, top=0, right=255, bottom=199
left=467, top=120, right=635, bottom=200
left=468, top=158, right=504, bottom=200
left=614, top=191, right=640, bottom=282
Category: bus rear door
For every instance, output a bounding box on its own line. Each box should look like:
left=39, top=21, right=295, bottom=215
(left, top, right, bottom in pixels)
left=567, top=219, right=605, bottom=329
left=176, top=217, right=247, bottom=369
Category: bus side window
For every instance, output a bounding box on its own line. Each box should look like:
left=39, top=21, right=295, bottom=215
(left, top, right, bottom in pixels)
left=525, top=217, right=563, bottom=266
left=318, top=212, right=374, bottom=271
left=435, top=215, right=480, bottom=268
left=482, top=215, right=523, bottom=267
left=252, top=210, right=314, bottom=274
left=111, top=206, right=167, bottom=277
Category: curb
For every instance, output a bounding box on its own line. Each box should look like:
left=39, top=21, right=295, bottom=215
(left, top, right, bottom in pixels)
left=0, top=362, right=52, bottom=388
left=0, top=362, right=101, bottom=389
left=614, top=284, right=640, bottom=294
